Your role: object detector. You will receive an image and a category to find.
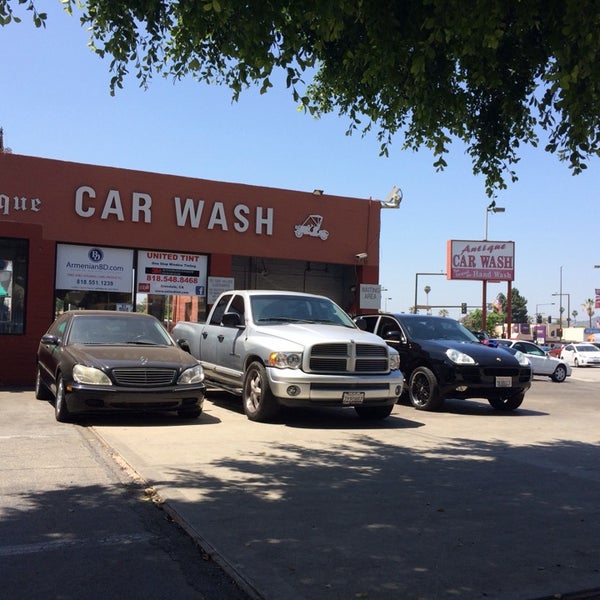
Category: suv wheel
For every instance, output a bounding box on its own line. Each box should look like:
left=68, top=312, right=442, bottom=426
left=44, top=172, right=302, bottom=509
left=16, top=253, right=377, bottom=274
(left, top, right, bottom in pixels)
left=408, top=367, right=443, bottom=411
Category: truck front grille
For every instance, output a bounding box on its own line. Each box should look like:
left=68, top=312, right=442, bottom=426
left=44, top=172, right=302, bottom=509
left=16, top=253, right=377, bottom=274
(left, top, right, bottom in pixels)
left=309, top=343, right=389, bottom=374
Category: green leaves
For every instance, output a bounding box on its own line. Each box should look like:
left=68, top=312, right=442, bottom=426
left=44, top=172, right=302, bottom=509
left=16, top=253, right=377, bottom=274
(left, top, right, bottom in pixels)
left=0, top=0, right=46, bottom=27
left=3, top=0, right=600, bottom=194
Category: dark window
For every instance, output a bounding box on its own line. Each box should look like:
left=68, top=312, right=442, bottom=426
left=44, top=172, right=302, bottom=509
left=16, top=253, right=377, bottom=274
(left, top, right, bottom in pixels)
left=209, top=294, right=231, bottom=325
left=0, top=238, right=28, bottom=335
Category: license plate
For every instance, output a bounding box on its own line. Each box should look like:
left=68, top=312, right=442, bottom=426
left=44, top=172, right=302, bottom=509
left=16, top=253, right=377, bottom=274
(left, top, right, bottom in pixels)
left=495, top=376, right=512, bottom=387
left=342, top=391, right=365, bottom=405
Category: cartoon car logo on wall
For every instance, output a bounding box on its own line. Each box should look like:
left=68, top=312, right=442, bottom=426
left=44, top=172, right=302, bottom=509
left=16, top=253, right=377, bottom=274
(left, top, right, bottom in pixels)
left=294, top=215, right=329, bottom=240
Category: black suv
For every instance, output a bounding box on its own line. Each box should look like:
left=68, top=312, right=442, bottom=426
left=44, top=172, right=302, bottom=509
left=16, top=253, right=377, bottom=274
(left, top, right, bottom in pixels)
left=355, top=313, right=532, bottom=411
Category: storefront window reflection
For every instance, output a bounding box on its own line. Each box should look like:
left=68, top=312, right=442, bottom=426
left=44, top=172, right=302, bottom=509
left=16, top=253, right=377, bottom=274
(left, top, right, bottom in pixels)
left=54, top=290, right=133, bottom=317
left=0, top=238, right=28, bottom=335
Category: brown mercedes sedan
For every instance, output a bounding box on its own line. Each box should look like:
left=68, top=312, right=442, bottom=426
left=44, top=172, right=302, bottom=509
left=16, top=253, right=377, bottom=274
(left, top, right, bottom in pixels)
left=36, top=310, right=205, bottom=422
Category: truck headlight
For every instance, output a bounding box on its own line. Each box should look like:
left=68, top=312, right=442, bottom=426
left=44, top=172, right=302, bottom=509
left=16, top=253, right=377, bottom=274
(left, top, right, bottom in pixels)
left=389, top=352, right=401, bottom=371
left=73, top=364, right=112, bottom=385
left=268, top=352, right=302, bottom=369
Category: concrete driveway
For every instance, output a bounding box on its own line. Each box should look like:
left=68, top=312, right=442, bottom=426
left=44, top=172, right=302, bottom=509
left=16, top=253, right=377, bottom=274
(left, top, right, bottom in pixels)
left=84, top=368, right=600, bottom=600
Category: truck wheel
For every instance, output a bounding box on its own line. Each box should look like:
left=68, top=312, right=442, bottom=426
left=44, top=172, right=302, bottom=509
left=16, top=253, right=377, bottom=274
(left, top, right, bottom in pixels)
left=355, top=405, right=394, bottom=419
left=551, top=364, right=568, bottom=382
left=408, top=367, right=443, bottom=411
left=488, top=392, right=524, bottom=411
left=243, top=362, right=280, bottom=422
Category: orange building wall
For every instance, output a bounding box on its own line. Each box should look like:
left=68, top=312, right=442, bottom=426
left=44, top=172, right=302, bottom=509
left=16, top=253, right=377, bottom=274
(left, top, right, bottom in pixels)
left=0, top=153, right=382, bottom=386
left=1, top=153, right=379, bottom=265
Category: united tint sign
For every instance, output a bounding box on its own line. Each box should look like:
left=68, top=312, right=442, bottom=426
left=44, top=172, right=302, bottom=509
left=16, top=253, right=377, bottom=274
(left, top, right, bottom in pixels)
left=446, top=240, right=515, bottom=281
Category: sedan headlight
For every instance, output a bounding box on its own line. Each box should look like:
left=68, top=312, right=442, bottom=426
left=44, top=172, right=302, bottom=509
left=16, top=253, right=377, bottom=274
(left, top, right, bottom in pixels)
left=178, top=365, right=205, bottom=384
left=72, top=364, right=112, bottom=385
left=513, top=350, right=531, bottom=367
left=268, top=352, right=302, bottom=369
left=445, top=348, right=476, bottom=365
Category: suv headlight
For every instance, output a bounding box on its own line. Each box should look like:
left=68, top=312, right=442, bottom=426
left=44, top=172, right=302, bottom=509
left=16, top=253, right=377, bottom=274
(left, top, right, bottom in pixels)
left=73, top=364, right=112, bottom=385
left=445, top=348, right=476, bottom=365
left=268, top=352, right=302, bottom=369
left=178, top=365, right=205, bottom=384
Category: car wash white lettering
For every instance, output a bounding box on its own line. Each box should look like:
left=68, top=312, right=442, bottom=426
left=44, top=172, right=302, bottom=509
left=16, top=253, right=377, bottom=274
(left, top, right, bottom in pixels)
left=174, top=197, right=273, bottom=235
left=75, top=186, right=152, bottom=222
left=74, top=186, right=274, bottom=235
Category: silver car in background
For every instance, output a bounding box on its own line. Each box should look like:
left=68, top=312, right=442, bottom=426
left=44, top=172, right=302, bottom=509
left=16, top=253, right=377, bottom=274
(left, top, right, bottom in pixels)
left=496, top=339, right=571, bottom=382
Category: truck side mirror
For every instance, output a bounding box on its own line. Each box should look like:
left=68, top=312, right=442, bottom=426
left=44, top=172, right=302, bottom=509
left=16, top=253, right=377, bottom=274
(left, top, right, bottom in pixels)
left=222, top=311, right=243, bottom=327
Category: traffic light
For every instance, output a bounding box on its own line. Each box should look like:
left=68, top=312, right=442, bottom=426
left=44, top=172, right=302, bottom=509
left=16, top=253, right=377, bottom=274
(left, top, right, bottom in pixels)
left=536, top=314, right=542, bottom=324
left=547, top=316, right=551, bottom=323
left=461, top=302, right=467, bottom=314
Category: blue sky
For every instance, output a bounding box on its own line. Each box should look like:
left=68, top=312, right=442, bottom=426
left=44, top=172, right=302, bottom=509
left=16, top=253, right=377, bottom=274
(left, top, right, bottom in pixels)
left=2, top=3, right=599, bottom=324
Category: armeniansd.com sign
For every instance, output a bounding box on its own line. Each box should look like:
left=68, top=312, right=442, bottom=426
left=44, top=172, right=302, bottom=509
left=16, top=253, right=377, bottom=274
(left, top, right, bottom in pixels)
left=55, top=244, right=134, bottom=292
left=446, top=240, right=515, bottom=281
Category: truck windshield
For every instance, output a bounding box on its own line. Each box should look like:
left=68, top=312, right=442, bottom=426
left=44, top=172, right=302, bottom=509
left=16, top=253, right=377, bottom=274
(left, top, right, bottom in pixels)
left=250, top=295, right=355, bottom=327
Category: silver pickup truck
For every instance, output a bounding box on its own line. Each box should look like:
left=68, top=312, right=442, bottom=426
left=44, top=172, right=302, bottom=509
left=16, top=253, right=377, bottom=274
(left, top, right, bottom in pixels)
left=172, top=290, right=404, bottom=422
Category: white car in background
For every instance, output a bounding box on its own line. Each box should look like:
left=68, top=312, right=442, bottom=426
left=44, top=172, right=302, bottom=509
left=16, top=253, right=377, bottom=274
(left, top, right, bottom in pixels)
left=560, top=343, right=600, bottom=367
left=496, top=340, right=571, bottom=382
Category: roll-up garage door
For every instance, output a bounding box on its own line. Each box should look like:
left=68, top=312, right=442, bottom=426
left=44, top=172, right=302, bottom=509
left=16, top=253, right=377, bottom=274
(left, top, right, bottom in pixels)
left=231, top=256, right=355, bottom=312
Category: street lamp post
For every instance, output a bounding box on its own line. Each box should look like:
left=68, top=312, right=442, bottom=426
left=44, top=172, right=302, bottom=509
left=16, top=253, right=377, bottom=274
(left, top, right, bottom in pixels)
left=413, top=272, right=446, bottom=314
left=552, top=292, right=571, bottom=327
left=535, top=302, right=555, bottom=321
left=482, top=202, right=506, bottom=331
left=485, top=203, right=505, bottom=240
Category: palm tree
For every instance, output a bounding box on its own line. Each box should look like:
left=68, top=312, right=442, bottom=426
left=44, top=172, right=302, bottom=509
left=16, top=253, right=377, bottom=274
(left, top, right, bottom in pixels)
left=583, top=299, right=595, bottom=328
left=571, top=309, right=578, bottom=326
left=424, top=285, right=431, bottom=314
left=439, top=308, right=449, bottom=317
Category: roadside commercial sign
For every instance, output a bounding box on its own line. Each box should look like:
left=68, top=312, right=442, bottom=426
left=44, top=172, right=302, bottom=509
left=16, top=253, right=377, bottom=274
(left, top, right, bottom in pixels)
left=446, top=240, right=515, bottom=281
left=359, top=284, right=381, bottom=310
left=136, top=251, right=207, bottom=296
left=55, top=244, right=134, bottom=293
left=207, top=277, right=235, bottom=304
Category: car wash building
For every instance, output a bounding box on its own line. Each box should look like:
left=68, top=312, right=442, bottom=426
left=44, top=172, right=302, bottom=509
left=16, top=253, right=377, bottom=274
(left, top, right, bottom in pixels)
left=0, top=152, right=389, bottom=386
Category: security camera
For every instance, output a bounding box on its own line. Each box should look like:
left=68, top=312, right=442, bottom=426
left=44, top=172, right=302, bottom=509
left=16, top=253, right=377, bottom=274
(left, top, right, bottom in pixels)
left=380, top=185, right=403, bottom=209
left=355, top=252, right=368, bottom=261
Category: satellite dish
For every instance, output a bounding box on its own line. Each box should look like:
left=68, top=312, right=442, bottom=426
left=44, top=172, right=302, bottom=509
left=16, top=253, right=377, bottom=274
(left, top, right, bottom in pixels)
left=380, top=186, right=402, bottom=208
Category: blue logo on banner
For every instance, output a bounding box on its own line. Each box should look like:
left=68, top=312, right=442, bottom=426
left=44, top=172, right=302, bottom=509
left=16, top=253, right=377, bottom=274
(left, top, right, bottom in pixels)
left=88, top=248, right=104, bottom=262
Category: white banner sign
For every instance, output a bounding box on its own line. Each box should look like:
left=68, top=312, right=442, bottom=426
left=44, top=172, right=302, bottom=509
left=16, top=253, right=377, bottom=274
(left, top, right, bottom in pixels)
left=55, top=244, right=134, bottom=293
left=207, top=277, right=235, bottom=304
left=137, top=251, right=207, bottom=296
left=359, top=284, right=382, bottom=310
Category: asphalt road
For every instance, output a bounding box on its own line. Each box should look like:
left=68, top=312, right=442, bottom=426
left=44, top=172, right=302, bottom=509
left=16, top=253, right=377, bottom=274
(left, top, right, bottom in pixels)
left=2, top=366, right=600, bottom=599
